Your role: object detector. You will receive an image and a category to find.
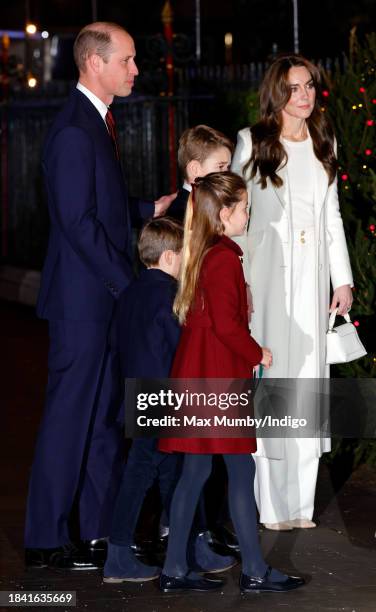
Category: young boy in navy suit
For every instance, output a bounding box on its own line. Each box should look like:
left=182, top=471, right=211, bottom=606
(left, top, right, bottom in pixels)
left=169, top=124, right=233, bottom=221
left=103, top=218, right=183, bottom=582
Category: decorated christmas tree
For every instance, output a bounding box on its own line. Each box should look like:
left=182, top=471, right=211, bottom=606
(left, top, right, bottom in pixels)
left=324, top=30, right=376, bottom=377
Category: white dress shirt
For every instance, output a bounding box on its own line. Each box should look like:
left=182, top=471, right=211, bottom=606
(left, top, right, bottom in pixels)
left=76, top=82, right=108, bottom=124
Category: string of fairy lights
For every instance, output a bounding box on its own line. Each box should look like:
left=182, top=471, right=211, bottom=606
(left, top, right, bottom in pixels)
left=319, top=72, right=375, bottom=366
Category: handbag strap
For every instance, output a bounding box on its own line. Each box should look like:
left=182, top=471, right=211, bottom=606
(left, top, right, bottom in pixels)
left=328, top=307, right=351, bottom=331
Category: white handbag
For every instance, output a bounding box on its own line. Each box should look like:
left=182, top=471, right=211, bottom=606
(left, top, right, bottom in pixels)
left=326, top=308, right=367, bottom=365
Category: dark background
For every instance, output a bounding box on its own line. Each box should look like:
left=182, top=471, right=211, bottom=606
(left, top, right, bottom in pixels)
left=2, top=0, right=376, bottom=63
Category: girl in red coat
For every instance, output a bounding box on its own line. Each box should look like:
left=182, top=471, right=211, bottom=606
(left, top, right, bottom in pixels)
left=159, top=172, right=304, bottom=594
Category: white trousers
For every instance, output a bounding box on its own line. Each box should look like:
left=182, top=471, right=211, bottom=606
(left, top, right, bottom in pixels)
left=254, top=226, right=321, bottom=523
left=254, top=439, right=319, bottom=523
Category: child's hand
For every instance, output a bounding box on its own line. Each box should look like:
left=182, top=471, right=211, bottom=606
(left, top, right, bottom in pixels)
left=261, top=347, right=273, bottom=369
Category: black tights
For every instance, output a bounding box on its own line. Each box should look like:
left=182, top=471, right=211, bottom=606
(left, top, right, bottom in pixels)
left=163, top=453, right=267, bottom=577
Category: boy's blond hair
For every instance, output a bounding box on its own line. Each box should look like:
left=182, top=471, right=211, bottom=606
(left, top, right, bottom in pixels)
left=178, top=125, right=234, bottom=181
left=138, top=217, right=183, bottom=267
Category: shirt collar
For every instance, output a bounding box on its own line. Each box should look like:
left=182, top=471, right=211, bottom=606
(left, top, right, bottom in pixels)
left=76, top=82, right=109, bottom=122
left=183, top=181, right=192, bottom=192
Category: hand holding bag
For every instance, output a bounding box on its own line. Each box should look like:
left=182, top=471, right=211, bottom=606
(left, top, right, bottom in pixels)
left=326, top=308, right=367, bottom=365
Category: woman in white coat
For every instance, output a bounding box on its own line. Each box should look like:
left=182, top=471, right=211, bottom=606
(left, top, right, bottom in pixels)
left=232, top=54, right=353, bottom=530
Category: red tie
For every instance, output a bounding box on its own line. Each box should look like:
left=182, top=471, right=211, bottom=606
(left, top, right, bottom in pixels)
left=105, top=108, right=120, bottom=160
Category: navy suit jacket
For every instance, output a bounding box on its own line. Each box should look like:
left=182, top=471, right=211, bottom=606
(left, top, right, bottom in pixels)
left=37, top=88, right=154, bottom=322
left=117, top=269, right=181, bottom=378
left=168, top=187, right=189, bottom=222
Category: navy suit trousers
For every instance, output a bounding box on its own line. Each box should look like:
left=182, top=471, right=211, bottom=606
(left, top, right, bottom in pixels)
left=109, top=439, right=181, bottom=546
left=25, top=318, right=124, bottom=548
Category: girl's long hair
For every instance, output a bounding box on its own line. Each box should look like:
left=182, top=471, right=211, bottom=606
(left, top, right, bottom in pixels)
left=244, top=54, right=337, bottom=188
left=174, top=171, right=247, bottom=324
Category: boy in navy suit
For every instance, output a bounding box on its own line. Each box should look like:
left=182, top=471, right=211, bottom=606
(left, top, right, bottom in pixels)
left=103, top=218, right=183, bottom=582
left=169, top=124, right=233, bottom=221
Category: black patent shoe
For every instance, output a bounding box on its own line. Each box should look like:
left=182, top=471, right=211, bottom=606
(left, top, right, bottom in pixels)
left=240, top=567, right=305, bottom=593
left=209, top=526, right=240, bottom=552
left=160, top=572, right=224, bottom=592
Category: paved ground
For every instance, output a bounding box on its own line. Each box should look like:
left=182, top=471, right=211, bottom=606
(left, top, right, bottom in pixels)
left=1, top=301, right=375, bottom=611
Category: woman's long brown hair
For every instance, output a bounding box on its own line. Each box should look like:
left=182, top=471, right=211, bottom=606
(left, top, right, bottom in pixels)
left=174, top=171, right=247, bottom=324
left=244, top=54, right=337, bottom=188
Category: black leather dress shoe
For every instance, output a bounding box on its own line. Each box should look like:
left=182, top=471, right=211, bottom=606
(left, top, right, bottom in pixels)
left=160, top=573, right=224, bottom=592
left=84, top=538, right=107, bottom=551
left=25, top=547, right=56, bottom=569
left=81, top=539, right=107, bottom=564
left=25, top=543, right=102, bottom=571
left=209, top=526, right=240, bottom=552
left=157, top=533, right=168, bottom=552
left=130, top=541, right=154, bottom=556
left=239, top=567, right=305, bottom=593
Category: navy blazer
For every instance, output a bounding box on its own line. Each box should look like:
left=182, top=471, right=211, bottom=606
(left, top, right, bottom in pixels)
left=37, top=88, right=154, bottom=322
left=117, top=269, right=181, bottom=378
left=168, top=187, right=189, bottom=222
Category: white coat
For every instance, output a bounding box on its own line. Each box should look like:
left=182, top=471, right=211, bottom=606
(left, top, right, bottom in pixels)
left=232, top=127, right=353, bottom=459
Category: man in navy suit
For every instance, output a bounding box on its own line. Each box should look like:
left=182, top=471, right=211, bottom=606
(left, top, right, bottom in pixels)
left=25, top=22, right=173, bottom=570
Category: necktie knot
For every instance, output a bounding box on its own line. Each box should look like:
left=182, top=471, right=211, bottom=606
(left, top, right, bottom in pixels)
left=105, top=109, right=120, bottom=160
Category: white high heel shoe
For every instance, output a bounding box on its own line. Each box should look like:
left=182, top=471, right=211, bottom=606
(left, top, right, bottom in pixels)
left=286, top=518, right=316, bottom=529
left=263, top=522, right=293, bottom=531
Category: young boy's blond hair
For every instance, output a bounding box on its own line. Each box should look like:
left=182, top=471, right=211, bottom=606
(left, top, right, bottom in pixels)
left=178, top=125, right=234, bottom=181
left=138, top=217, right=183, bottom=267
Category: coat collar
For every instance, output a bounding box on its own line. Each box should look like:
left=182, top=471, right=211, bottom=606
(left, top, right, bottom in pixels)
left=138, top=268, right=177, bottom=286
left=72, top=88, right=108, bottom=131
left=217, top=234, right=243, bottom=256
left=271, top=163, right=288, bottom=209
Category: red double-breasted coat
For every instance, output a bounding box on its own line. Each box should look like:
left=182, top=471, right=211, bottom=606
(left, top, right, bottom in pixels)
left=159, top=235, right=262, bottom=454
